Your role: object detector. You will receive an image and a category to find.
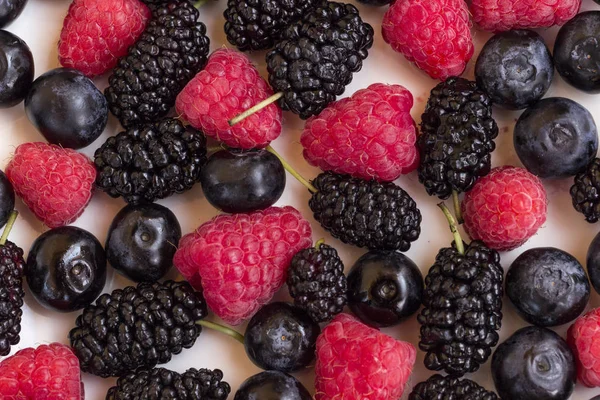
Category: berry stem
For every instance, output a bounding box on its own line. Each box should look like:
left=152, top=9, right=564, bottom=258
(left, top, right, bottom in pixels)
left=315, top=238, right=325, bottom=251
left=196, top=320, right=245, bottom=344
left=193, top=0, right=210, bottom=8
left=229, top=93, right=284, bottom=126
left=438, top=202, right=465, bottom=255
left=266, top=145, right=317, bottom=193
left=0, top=211, right=18, bottom=247
left=452, top=190, right=463, bottom=224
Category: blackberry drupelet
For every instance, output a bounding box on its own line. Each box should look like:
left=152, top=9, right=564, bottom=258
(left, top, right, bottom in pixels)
left=94, top=118, right=207, bottom=204
left=266, top=1, right=374, bottom=119
left=286, top=243, right=347, bottom=323
left=69, top=280, right=207, bottom=378
left=409, top=374, right=498, bottom=400
left=0, top=239, right=24, bottom=357
left=224, top=0, right=320, bottom=51
left=107, top=367, right=231, bottom=400
left=105, top=0, right=209, bottom=128
left=571, top=158, right=600, bottom=223
left=309, top=172, right=421, bottom=252
left=418, top=77, right=499, bottom=199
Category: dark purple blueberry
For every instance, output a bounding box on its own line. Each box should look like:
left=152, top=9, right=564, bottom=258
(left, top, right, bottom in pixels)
left=234, top=371, right=311, bottom=400
left=0, top=30, right=32, bottom=108
left=586, top=231, right=600, bottom=295
left=0, top=0, right=27, bottom=28
left=0, top=169, right=14, bottom=229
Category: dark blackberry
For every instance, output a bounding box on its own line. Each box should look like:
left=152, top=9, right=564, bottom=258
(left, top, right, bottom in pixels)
left=107, top=367, right=231, bottom=400
left=571, top=158, right=600, bottom=223
left=266, top=1, right=374, bottom=119
left=418, top=77, right=499, bottom=199
left=286, top=242, right=347, bottom=323
left=409, top=374, right=498, bottom=400
left=224, top=0, right=320, bottom=51
left=69, top=280, right=207, bottom=378
left=94, top=118, right=207, bottom=205
left=105, top=1, right=209, bottom=128
left=309, top=172, right=421, bottom=252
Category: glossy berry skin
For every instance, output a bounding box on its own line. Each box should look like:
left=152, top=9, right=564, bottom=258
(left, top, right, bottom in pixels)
left=106, top=203, right=181, bottom=283
left=0, top=0, right=26, bottom=28
left=347, top=250, right=423, bottom=328
left=26, top=226, right=106, bottom=312
left=0, top=30, right=32, bottom=108
left=25, top=68, right=108, bottom=149
left=506, top=247, right=590, bottom=327
left=200, top=149, right=285, bottom=214
left=244, top=302, right=320, bottom=373
left=476, top=30, right=553, bottom=110
left=0, top=170, right=14, bottom=229
left=554, top=12, right=600, bottom=93
left=492, top=326, right=576, bottom=400
left=234, top=371, right=311, bottom=400
left=588, top=232, right=600, bottom=295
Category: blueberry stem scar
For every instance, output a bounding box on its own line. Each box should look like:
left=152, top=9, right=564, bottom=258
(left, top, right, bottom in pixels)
left=0, top=210, right=18, bottom=246
left=452, top=190, right=463, bottom=224
left=229, top=92, right=284, bottom=126
left=266, top=145, right=317, bottom=193
left=438, top=202, right=465, bottom=255
left=197, top=320, right=245, bottom=344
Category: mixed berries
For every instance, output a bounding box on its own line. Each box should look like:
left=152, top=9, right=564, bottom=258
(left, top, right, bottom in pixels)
left=1, top=0, right=600, bottom=399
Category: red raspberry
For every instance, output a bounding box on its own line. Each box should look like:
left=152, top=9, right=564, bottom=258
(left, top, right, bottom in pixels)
left=315, top=313, right=416, bottom=400
left=382, top=0, right=474, bottom=81
left=173, top=206, right=312, bottom=325
left=176, top=49, right=282, bottom=149
left=6, top=143, right=96, bottom=229
left=0, top=343, right=83, bottom=399
left=301, top=83, right=419, bottom=182
left=470, top=0, right=581, bottom=32
left=568, top=307, right=600, bottom=387
left=461, top=166, right=547, bottom=251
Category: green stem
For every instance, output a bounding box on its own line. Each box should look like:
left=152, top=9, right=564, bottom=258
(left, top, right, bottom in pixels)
left=207, top=145, right=226, bottom=154
left=229, top=93, right=284, bottom=126
left=437, top=203, right=465, bottom=255
left=0, top=211, right=18, bottom=246
left=315, top=239, right=325, bottom=251
left=452, top=190, right=463, bottom=225
left=194, top=0, right=210, bottom=8
left=197, top=320, right=245, bottom=345
left=266, top=145, right=317, bottom=193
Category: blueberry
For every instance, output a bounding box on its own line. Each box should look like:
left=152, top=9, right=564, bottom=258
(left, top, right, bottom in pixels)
left=234, top=371, right=312, bottom=400
left=475, top=29, right=553, bottom=110
left=0, top=0, right=27, bottom=28
left=25, top=68, right=108, bottom=149
left=514, top=97, right=598, bottom=179
left=0, top=30, right=32, bottom=108
left=554, top=12, right=600, bottom=93
left=106, top=203, right=181, bottom=283
left=492, top=326, right=576, bottom=400
left=244, top=302, right=320, bottom=373
left=347, top=250, right=423, bottom=327
left=506, top=247, right=590, bottom=327
left=200, top=149, right=285, bottom=213
left=26, top=226, right=106, bottom=312
left=0, top=169, right=14, bottom=229
left=586, top=231, right=600, bottom=295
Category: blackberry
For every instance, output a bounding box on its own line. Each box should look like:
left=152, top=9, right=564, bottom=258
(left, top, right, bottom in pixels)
left=224, top=0, right=320, bottom=51
left=0, top=237, right=24, bottom=356
left=105, top=1, right=209, bottom=128
left=286, top=242, right=347, bottom=323
left=69, top=280, right=207, bottom=378
left=571, top=158, right=600, bottom=223
left=107, top=367, right=231, bottom=400
left=409, top=374, right=498, bottom=400
left=94, top=118, right=207, bottom=204
left=266, top=1, right=374, bottom=119
left=309, top=172, right=421, bottom=252
left=418, top=77, right=499, bottom=199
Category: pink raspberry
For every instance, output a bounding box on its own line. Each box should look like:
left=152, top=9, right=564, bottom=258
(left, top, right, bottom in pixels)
left=176, top=49, right=282, bottom=149
left=301, top=83, right=419, bottom=182
left=461, top=166, right=547, bottom=251
left=470, top=0, right=581, bottom=32
left=173, top=206, right=312, bottom=325
left=0, top=343, right=83, bottom=399
left=568, top=307, right=600, bottom=387
left=58, top=0, right=150, bottom=77
left=382, top=0, right=474, bottom=81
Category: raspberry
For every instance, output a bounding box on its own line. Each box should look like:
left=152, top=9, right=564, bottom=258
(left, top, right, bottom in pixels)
left=461, top=166, right=547, bottom=251
left=6, top=143, right=96, bottom=228
left=568, top=307, right=600, bottom=387
left=0, top=343, right=83, bottom=399
left=58, top=0, right=151, bottom=77
left=301, top=83, right=419, bottom=182
left=173, top=206, right=312, bottom=325
left=176, top=49, right=282, bottom=149
left=382, top=0, right=474, bottom=80
left=315, top=313, right=416, bottom=400
left=470, top=0, right=581, bottom=32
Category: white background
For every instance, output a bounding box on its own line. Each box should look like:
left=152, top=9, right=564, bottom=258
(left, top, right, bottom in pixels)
left=2, top=0, right=600, bottom=398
